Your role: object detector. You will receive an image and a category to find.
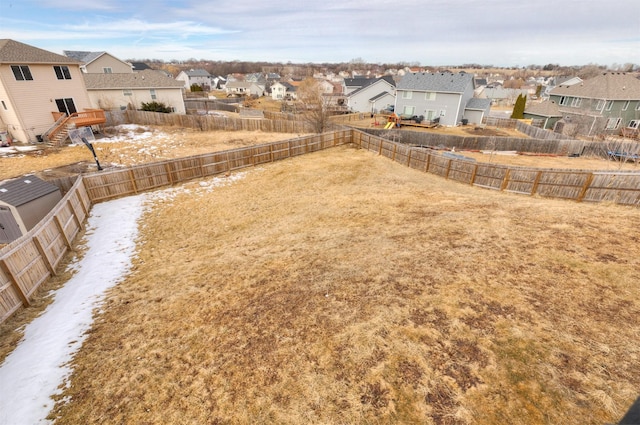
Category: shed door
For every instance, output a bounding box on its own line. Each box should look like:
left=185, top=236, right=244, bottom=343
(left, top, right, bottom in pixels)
left=0, top=206, right=22, bottom=243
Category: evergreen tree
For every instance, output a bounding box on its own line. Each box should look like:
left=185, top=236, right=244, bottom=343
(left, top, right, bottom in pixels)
left=511, top=94, right=526, bottom=119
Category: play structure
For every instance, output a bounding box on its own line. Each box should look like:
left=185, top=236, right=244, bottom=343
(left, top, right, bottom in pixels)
left=375, top=113, right=440, bottom=129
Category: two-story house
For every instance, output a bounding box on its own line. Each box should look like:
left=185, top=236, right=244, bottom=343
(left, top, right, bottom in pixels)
left=176, top=69, right=213, bottom=92
left=346, top=77, right=396, bottom=114
left=394, top=72, right=490, bottom=126
left=0, top=39, right=105, bottom=144
left=526, top=72, right=640, bottom=136
left=63, top=50, right=133, bottom=74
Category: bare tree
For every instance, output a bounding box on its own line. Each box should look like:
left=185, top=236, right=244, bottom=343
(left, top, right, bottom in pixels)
left=296, top=78, right=334, bottom=133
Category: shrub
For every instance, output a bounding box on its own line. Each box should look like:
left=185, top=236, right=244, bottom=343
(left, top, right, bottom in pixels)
left=141, top=101, right=173, bottom=113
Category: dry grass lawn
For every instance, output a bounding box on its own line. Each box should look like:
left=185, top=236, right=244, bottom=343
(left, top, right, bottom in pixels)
left=25, top=145, right=638, bottom=424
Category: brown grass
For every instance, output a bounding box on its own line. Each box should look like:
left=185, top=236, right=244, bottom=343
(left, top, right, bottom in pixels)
left=24, top=145, right=638, bottom=424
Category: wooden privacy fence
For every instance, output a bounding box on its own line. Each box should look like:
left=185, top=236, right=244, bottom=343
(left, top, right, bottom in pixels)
left=352, top=129, right=640, bottom=206
left=0, top=177, right=91, bottom=323
left=0, top=130, right=352, bottom=324
left=3, top=127, right=640, bottom=325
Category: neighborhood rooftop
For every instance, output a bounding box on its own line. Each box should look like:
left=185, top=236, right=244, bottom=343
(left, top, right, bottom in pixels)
left=0, top=39, right=80, bottom=64
left=397, top=71, right=474, bottom=93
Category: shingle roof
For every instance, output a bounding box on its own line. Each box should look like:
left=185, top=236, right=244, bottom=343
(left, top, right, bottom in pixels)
left=465, top=98, right=491, bottom=110
left=0, top=175, right=60, bottom=207
left=550, top=72, right=640, bottom=100
left=0, top=39, right=80, bottom=65
left=83, top=69, right=184, bottom=89
left=369, top=91, right=392, bottom=102
left=184, top=69, right=211, bottom=77
left=63, top=50, right=104, bottom=64
left=524, top=100, right=562, bottom=117
left=397, top=71, right=473, bottom=93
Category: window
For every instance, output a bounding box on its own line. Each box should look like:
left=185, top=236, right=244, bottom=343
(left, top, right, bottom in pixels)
left=628, top=120, right=639, bottom=129
left=54, top=65, right=71, bottom=80
left=11, top=65, right=33, bottom=81
left=1, top=100, right=6, bottom=110
left=150, top=89, right=157, bottom=100
left=605, top=100, right=614, bottom=111
left=402, top=106, right=415, bottom=116
left=636, top=102, right=640, bottom=111
left=605, top=118, right=622, bottom=130
left=123, top=89, right=132, bottom=96
left=571, top=97, right=582, bottom=107
left=622, top=100, right=630, bottom=111
left=559, top=96, right=568, bottom=106
left=402, top=91, right=412, bottom=99
left=103, top=67, right=113, bottom=74
left=425, top=92, right=436, bottom=101
left=595, top=100, right=605, bottom=111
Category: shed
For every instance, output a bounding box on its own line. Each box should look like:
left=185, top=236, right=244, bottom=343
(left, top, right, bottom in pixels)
left=0, top=175, right=62, bottom=243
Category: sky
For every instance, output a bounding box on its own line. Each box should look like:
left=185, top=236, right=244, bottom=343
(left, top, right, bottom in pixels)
left=0, top=125, right=251, bottom=424
left=0, top=1, right=639, bottom=67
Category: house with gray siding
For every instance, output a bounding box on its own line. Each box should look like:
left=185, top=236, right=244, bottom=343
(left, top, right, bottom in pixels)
left=176, top=68, right=213, bottom=91
left=394, top=72, right=477, bottom=126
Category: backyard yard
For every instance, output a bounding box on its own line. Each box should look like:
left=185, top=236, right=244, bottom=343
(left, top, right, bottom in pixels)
left=1, top=126, right=639, bottom=424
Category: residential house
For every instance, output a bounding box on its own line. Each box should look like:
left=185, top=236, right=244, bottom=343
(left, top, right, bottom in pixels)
left=271, top=81, right=296, bottom=100
left=534, top=72, right=640, bottom=136
left=83, top=69, right=186, bottom=114
left=176, top=68, right=213, bottom=91
left=342, top=76, right=395, bottom=95
left=225, top=81, right=265, bottom=97
left=394, top=71, right=483, bottom=126
left=523, top=100, right=563, bottom=129
left=63, top=50, right=133, bottom=74
left=0, top=39, right=104, bottom=144
left=346, top=77, right=396, bottom=114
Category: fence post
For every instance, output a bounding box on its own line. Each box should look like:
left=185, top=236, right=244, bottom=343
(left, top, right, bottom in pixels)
left=445, top=159, right=453, bottom=179
left=128, top=169, right=138, bottom=194
left=32, top=235, right=57, bottom=276
left=407, top=148, right=412, bottom=167
left=0, top=259, right=30, bottom=307
left=470, top=163, right=478, bottom=185
left=392, top=144, right=397, bottom=162
left=500, top=169, right=511, bottom=191
left=577, top=173, right=595, bottom=202
left=425, top=152, right=431, bottom=173
left=164, top=163, right=174, bottom=185
left=531, top=171, right=543, bottom=196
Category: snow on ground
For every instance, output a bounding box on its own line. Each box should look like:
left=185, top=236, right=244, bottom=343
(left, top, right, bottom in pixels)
left=0, top=170, right=251, bottom=425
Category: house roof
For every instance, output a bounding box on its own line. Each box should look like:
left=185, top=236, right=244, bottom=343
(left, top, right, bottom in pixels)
left=0, top=175, right=60, bottom=207
left=348, top=77, right=396, bottom=97
left=63, top=50, right=104, bottom=64
left=397, top=71, right=473, bottom=93
left=131, top=62, right=152, bottom=71
left=83, top=69, right=184, bottom=90
left=550, top=72, right=640, bottom=100
left=524, top=100, right=562, bottom=117
left=184, top=68, right=211, bottom=77
left=0, top=39, right=80, bottom=65
left=344, top=76, right=395, bottom=89
left=465, top=98, right=491, bottom=111
left=369, top=91, right=393, bottom=102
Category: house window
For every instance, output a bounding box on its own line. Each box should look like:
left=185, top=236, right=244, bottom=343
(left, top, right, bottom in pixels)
left=425, top=110, right=436, bottom=121
left=595, top=100, right=605, bottom=111
left=559, top=96, right=568, bottom=106
left=55, top=98, right=76, bottom=115
left=150, top=89, right=157, bottom=100
left=54, top=65, right=72, bottom=80
left=571, top=97, right=582, bottom=107
left=11, top=65, right=33, bottom=81
left=605, top=100, right=614, bottom=111
left=425, top=92, right=436, bottom=101
left=605, top=118, right=622, bottom=130
left=123, top=89, right=133, bottom=96
left=402, top=106, right=415, bottom=116
left=1, top=100, right=6, bottom=110
left=622, top=100, right=630, bottom=111
left=103, top=68, right=113, bottom=74
left=628, top=120, right=639, bottom=129
left=402, top=91, right=412, bottom=99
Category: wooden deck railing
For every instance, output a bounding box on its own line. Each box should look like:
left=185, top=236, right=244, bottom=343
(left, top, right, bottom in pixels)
left=45, top=109, right=106, bottom=143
